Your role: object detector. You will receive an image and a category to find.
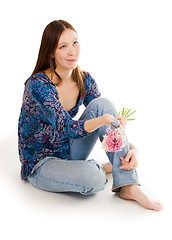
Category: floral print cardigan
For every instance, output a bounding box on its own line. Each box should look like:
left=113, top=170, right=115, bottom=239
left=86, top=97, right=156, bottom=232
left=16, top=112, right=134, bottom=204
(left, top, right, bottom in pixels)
left=18, top=72, right=101, bottom=179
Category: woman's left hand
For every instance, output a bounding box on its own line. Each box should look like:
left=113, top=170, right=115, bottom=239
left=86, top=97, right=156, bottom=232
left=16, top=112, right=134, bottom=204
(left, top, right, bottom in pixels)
left=120, top=149, right=138, bottom=170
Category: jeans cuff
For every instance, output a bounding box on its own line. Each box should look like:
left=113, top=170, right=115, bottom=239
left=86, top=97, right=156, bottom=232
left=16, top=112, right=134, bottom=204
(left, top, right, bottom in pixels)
left=111, top=182, right=140, bottom=192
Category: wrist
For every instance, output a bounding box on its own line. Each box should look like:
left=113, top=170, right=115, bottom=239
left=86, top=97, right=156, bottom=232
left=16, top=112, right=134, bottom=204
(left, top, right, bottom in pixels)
left=129, top=146, right=139, bottom=158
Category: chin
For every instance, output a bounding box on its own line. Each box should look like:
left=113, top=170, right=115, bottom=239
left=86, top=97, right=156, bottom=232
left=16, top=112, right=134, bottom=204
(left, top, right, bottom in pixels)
left=66, top=63, right=78, bottom=70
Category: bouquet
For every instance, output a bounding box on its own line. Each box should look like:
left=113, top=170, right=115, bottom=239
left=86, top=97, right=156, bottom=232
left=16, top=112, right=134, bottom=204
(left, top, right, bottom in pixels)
left=102, top=108, right=136, bottom=152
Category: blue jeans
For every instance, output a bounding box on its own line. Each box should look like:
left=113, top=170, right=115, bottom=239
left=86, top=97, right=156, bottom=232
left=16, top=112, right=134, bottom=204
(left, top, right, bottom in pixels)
left=28, top=97, right=139, bottom=195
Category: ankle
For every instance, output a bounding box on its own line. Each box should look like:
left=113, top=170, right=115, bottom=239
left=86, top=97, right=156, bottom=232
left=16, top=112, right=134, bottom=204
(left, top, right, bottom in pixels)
left=121, top=184, right=137, bottom=192
left=120, top=184, right=139, bottom=198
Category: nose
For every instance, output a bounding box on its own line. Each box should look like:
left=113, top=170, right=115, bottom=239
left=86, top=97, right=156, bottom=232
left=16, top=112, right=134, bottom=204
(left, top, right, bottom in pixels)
left=68, top=46, right=76, bottom=56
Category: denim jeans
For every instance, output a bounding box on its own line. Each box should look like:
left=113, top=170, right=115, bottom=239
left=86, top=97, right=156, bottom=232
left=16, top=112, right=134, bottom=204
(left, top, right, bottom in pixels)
left=28, top=97, right=139, bottom=195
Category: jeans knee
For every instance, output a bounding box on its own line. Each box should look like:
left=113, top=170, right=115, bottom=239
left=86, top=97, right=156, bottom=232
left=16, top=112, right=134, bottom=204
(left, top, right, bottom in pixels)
left=89, top=97, right=118, bottom=117
left=91, top=97, right=112, bottom=107
left=81, top=161, right=107, bottom=195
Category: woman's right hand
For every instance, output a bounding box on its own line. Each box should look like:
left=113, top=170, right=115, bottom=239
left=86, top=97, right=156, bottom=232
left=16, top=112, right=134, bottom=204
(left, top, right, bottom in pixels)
left=117, top=115, right=127, bottom=127
left=102, top=114, right=116, bottom=126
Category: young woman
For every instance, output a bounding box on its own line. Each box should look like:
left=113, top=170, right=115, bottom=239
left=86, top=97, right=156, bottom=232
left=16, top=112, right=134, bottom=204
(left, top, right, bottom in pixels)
left=18, top=20, right=162, bottom=210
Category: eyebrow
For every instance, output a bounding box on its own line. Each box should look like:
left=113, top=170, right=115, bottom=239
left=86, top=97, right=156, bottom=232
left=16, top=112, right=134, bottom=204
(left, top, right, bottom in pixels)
left=58, top=37, right=78, bottom=46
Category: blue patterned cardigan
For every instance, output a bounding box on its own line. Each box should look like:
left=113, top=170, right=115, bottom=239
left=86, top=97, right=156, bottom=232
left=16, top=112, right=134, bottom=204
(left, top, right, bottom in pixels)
left=18, top=72, right=101, bottom=179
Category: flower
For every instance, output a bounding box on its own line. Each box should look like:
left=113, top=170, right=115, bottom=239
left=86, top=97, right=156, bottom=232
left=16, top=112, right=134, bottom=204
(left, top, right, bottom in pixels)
left=106, top=131, right=123, bottom=152
left=111, top=119, right=121, bottom=128
left=101, top=107, right=136, bottom=152
left=102, top=126, right=127, bottom=152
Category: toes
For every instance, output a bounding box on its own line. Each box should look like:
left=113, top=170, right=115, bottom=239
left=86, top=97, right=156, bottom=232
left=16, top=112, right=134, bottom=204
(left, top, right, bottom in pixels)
left=152, top=200, right=164, bottom=211
left=146, top=200, right=163, bottom=211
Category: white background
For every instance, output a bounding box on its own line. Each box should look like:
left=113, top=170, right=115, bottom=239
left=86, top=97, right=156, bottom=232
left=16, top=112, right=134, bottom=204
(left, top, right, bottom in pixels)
left=0, top=0, right=172, bottom=239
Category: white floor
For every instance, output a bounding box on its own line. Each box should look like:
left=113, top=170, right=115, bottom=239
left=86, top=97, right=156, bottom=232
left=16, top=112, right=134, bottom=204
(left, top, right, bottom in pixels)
left=0, top=133, right=171, bottom=240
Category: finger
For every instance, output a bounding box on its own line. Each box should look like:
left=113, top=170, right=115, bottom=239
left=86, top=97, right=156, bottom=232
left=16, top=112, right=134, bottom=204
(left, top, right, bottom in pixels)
left=117, top=116, right=121, bottom=120
left=124, top=152, right=132, bottom=162
left=120, top=165, right=131, bottom=170
left=120, top=157, right=125, bottom=164
left=120, top=162, right=135, bottom=170
left=128, top=156, right=138, bottom=168
left=120, top=165, right=134, bottom=170
left=120, top=165, right=128, bottom=169
left=120, top=154, right=131, bottom=163
left=120, top=161, right=131, bottom=169
left=120, top=157, right=129, bottom=165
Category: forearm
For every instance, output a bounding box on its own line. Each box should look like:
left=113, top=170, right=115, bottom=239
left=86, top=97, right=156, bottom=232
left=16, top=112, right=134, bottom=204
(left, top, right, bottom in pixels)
left=84, top=116, right=105, bottom=133
left=129, top=143, right=135, bottom=150
left=129, top=143, right=139, bottom=156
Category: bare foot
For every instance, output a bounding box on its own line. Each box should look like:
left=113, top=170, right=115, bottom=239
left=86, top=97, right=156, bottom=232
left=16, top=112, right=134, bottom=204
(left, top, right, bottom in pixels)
left=102, top=162, right=112, bottom=174
left=119, top=185, right=163, bottom=211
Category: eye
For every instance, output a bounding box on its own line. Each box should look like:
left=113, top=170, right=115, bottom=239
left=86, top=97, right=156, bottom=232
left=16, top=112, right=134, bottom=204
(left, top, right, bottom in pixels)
left=73, top=41, right=79, bottom=46
left=59, top=45, right=67, bottom=49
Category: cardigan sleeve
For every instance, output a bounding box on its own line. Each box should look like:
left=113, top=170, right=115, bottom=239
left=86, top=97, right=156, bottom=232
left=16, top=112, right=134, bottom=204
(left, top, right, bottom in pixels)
left=29, top=77, right=89, bottom=139
left=83, top=73, right=101, bottom=107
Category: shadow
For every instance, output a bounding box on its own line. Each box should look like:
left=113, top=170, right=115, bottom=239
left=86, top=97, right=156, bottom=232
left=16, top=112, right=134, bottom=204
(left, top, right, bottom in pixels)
left=58, top=191, right=96, bottom=200
left=0, top=134, right=157, bottom=220
left=0, top=133, right=95, bottom=202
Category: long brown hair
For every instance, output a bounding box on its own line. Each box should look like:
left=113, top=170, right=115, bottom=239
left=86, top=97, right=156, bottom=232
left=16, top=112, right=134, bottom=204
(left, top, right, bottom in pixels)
left=25, top=20, right=86, bottom=98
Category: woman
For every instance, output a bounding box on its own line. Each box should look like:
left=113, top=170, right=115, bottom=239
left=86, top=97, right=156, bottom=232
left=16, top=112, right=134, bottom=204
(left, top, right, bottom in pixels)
left=18, top=20, right=162, bottom=210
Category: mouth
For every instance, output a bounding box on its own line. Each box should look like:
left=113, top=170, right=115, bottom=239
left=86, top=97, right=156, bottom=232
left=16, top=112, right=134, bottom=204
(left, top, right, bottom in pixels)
left=66, top=59, right=77, bottom=62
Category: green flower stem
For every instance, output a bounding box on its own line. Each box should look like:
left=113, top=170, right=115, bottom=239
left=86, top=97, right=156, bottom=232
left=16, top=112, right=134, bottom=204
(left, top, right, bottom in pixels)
left=125, top=110, right=136, bottom=118
left=118, top=107, right=136, bottom=121
left=122, top=107, right=125, bottom=115
left=125, top=109, right=131, bottom=117
left=123, top=108, right=128, bottom=116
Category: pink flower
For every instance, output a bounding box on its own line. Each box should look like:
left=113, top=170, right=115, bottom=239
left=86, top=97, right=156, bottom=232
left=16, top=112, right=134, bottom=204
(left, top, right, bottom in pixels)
left=105, top=131, right=123, bottom=152
left=101, top=121, right=127, bottom=152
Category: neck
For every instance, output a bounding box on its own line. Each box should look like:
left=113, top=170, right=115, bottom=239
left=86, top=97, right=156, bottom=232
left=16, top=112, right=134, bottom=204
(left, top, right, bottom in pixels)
left=55, top=67, right=73, bottom=83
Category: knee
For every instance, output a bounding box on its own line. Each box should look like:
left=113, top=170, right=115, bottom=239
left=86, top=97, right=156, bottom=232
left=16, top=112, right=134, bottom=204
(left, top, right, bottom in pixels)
left=81, top=161, right=107, bottom=195
left=88, top=97, right=118, bottom=117
left=91, top=97, right=113, bottom=107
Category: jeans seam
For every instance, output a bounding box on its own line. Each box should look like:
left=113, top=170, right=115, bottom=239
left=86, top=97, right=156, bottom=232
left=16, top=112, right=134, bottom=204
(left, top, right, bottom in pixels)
left=35, top=173, right=93, bottom=191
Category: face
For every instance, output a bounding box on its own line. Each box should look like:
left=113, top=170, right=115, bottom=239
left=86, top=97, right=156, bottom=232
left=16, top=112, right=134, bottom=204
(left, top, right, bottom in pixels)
left=53, top=29, right=80, bottom=71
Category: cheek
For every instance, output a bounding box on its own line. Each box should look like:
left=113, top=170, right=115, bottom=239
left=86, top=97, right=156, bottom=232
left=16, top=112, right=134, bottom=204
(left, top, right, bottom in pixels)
left=76, top=45, right=80, bottom=55
left=54, top=51, right=65, bottom=63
